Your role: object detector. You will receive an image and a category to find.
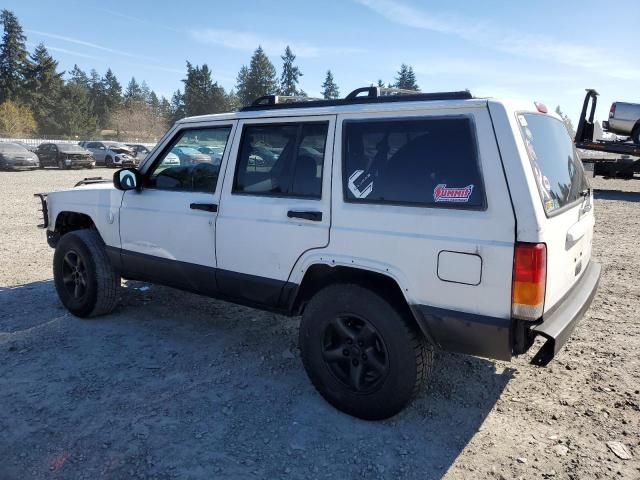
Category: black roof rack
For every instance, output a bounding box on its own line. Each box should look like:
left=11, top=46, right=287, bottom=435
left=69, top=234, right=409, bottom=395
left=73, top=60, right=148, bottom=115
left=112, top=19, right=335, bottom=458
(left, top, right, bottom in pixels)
left=240, top=87, right=472, bottom=112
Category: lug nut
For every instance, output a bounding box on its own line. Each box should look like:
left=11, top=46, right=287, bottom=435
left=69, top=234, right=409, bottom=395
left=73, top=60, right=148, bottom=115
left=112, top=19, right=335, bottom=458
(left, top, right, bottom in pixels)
left=352, top=359, right=359, bottom=366
left=362, top=354, right=367, bottom=360
left=347, top=339, right=353, bottom=345
left=343, top=349, right=350, bottom=356
left=358, top=341, right=364, bottom=347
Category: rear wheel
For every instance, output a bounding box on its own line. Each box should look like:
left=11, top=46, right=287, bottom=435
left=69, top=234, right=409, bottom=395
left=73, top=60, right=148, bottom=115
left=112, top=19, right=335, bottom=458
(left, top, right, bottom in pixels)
left=299, top=283, right=433, bottom=420
left=53, top=230, right=120, bottom=318
left=631, top=127, right=640, bottom=146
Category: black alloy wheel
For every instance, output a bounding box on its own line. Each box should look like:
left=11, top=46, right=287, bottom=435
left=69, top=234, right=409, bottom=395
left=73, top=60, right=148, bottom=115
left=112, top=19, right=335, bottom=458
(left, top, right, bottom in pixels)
left=61, top=250, right=88, bottom=300
left=322, top=314, right=389, bottom=393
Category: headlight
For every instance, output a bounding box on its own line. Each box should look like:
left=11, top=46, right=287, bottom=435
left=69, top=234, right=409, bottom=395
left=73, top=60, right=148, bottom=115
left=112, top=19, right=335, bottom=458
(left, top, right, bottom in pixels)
left=65, top=159, right=72, bottom=164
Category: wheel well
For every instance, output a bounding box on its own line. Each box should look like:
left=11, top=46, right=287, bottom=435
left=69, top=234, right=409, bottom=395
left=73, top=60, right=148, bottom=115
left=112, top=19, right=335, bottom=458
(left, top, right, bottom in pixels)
left=292, top=264, right=413, bottom=320
left=50, top=212, right=99, bottom=247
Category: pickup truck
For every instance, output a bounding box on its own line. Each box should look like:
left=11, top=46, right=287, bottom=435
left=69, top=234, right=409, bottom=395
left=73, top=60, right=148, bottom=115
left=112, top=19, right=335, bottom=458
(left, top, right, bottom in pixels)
left=604, top=101, right=640, bottom=144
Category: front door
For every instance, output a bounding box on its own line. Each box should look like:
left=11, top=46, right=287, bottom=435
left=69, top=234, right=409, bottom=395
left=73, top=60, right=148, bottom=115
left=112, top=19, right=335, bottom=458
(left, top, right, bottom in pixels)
left=118, top=123, right=236, bottom=295
left=215, top=116, right=335, bottom=307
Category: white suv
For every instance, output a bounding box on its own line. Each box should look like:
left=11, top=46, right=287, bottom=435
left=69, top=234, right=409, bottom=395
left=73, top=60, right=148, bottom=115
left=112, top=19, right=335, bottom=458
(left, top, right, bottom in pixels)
left=36, top=88, right=601, bottom=419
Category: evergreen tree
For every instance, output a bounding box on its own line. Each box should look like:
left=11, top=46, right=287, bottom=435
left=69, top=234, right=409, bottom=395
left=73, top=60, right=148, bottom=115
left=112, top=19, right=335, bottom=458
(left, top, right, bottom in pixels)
left=88, top=68, right=109, bottom=128
left=181, top=62, right=229, bottom=116
left=279, top=46, right=303, bottom=96
left=23, top=43, right=64, bottom=134
left=235, top=65, right=250, bottom=106
left=124, top=77, right=143, bottom=106
left=394, top=64, right=419, bottom=91
left=67, top=64, right=90, bottom=89
left=321, top=70, right=340, bottom=99
left=101, top=68, right=122, bottom=123
left=169, top=89, right=185, bottom=123
left=0, top=9, right=28, bottom=102
left=140, top=80, right=151, bottom=104
left=376, top=79, right=385, bottom=88
left=236, top=46, right=278, bottom=106
left=159, top=96, right=171, bottom=120
left=56, top=82, right=98, bottom=137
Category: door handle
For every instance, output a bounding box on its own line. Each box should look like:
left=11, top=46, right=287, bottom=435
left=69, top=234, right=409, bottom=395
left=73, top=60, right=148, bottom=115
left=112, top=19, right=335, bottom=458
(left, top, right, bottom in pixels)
left=190, top=203, right=218, bottom=213
left=287, top=210, right=322, bottom=221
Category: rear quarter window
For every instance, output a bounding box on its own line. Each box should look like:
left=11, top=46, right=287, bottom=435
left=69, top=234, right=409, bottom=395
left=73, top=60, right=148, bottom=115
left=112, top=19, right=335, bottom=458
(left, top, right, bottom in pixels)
left=342, top=116, right=485, bottom=209
left=516, top=113, right=588, bottom=215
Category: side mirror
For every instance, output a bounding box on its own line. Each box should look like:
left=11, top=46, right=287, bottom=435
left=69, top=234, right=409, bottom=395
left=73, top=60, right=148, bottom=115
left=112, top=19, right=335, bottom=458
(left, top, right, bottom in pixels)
left=113, top=168, right=141, bottom=191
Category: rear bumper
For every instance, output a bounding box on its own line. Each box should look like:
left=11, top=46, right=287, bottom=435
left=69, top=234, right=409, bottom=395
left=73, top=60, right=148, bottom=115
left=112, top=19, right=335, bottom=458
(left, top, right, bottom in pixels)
left=529, top=261, right=601, bottom=365
left=411, top=261, right=601, bottom=364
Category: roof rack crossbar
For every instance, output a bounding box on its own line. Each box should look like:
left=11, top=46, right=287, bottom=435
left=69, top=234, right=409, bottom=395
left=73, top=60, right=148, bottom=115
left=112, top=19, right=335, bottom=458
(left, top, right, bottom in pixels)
left=241, top=87, right=472, bottom=112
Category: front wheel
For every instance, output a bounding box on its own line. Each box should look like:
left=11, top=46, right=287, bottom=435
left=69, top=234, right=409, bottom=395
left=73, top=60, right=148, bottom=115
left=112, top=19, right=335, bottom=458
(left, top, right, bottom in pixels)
left=57, top=159, right=67, bottom=170
left=53, top=230, right=120, bottom=318
left=105, top=156, right=113, bottom=168
left=631, top=127, right=640, bottom=146
left=299, top=284, right=433, bottom=420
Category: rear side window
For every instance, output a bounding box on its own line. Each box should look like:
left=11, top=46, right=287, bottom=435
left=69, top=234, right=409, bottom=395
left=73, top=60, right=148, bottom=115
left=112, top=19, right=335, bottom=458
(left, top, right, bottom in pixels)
left=343, top=117, right=485, bottom=208
left=233, top=122, right=328, bottom=198
left=517, top=113, right=588, bottom=215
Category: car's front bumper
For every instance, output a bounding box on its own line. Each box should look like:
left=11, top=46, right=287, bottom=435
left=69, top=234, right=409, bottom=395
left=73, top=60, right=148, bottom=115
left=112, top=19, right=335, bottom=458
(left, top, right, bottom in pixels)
left=529, top=261, right=601, bottom=365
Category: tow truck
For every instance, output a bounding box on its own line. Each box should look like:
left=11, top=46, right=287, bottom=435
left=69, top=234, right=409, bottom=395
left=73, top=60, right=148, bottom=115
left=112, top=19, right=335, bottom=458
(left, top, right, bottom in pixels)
left=575, top=89, right=640, bottom=178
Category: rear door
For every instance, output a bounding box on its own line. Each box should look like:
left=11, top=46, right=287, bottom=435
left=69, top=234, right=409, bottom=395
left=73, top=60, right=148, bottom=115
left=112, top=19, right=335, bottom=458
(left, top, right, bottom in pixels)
left=515, top=112, right=593, bottom=310
left=215, top=115, right=335, bottom=307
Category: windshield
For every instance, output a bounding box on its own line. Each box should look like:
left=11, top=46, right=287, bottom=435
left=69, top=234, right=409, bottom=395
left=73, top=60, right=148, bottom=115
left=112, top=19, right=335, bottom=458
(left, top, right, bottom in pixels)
left=0, top=143, right=27, bottom=153
left=517, top=113, right=588, bottom=215
left=57, top=144, right=86, bottom=152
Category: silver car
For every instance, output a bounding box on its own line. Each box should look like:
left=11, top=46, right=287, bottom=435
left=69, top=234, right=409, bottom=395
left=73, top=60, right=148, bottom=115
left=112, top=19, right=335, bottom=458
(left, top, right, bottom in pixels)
left=0, top=142, right=39, bottom=170
left=85, top=141, right=137, bottom=168
left=606, top=102, right=640, bottom=144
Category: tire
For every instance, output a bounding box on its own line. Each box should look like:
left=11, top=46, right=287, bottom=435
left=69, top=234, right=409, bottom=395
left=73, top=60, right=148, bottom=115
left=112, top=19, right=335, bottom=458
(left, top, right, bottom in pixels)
left=631, top=127, right=640, bottom=146
left=53, top=229, right=120, bottom=318
left=105, top=156, right=113, bottom=168
left=299, top=283, right=433, bottom=420
left=57, top=158, right=68, bottom=170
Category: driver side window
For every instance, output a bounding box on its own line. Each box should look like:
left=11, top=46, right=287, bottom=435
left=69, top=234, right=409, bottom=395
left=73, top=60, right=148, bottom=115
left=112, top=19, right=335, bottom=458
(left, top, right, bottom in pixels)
left=147, top=126, right=232, bottom=193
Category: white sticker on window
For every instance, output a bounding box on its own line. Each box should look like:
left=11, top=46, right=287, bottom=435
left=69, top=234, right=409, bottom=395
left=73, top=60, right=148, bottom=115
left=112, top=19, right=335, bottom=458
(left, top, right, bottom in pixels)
left=348, top=170, right=374, bottom=199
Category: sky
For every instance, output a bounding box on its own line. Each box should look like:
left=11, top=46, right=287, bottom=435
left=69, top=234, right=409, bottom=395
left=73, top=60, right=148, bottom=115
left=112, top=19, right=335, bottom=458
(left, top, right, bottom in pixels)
left=4, top=0, right=639, bottom=124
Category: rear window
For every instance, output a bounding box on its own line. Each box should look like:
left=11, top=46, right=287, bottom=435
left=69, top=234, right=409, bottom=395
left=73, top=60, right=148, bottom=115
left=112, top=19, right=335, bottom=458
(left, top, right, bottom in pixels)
left=343, top=117, right=485, bottom=208
left=517, top=113, right=588, bottom=215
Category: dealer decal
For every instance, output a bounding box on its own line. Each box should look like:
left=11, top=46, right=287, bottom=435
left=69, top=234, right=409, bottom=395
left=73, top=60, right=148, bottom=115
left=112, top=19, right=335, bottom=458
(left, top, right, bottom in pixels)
left=433, top=184, right=474, bottom=203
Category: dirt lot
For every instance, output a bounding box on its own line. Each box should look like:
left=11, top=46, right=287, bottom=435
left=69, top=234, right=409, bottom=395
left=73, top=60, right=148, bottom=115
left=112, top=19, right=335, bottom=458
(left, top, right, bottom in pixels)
left=0, top=169, right=638, bottom=480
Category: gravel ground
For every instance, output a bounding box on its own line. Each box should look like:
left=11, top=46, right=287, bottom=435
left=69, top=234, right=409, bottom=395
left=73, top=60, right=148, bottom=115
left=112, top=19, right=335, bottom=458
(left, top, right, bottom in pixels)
left=0, top=168, right=638, bottom=480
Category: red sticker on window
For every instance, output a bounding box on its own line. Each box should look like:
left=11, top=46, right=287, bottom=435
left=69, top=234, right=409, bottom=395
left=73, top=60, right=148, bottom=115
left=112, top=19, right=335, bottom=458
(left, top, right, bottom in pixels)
left=433, top=184, right=474, bottom=203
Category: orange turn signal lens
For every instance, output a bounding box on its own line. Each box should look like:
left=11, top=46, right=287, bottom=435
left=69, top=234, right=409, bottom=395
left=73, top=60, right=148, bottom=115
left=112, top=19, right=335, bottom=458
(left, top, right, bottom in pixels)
left=512, top=242, right=546, bottom=320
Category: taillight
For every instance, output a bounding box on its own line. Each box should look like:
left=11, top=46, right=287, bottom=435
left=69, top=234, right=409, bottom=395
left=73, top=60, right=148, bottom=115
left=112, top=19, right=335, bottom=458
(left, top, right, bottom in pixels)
left=512, top=242, right=546, bottom=321
left=609, top=103, right=616, bottom=118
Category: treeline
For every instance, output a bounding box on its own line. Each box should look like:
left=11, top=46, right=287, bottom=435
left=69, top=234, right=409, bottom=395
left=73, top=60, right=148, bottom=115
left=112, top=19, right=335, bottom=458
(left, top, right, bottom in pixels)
left=0, top=9, right=420, bottom=140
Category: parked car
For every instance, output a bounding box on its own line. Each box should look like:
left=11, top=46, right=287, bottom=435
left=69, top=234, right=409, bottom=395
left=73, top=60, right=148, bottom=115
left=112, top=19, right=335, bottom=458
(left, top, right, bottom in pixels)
left=604, top=101, right=640, bottom=144
left=0, top=142, right=39, bottom=170
left=11, top=141, right=38, bottom=153
left=171, top=146, right=211, bottom=165
left=36, top=87, right=601, bottom=420
left=126, top=144, right=154, bottom=162
left=85, top=141, right=136, bottom=167
left=36, top=143, right=94, bottom=169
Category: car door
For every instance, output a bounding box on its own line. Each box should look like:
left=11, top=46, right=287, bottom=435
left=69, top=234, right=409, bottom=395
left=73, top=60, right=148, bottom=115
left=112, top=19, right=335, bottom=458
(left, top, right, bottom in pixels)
left=37, top=145, right=50, bottom=165
left=88, top=142, right=106, bottom=164
left=215, top=116, right=335, bottom=307
left=118, top=122, right=236, bottom=295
